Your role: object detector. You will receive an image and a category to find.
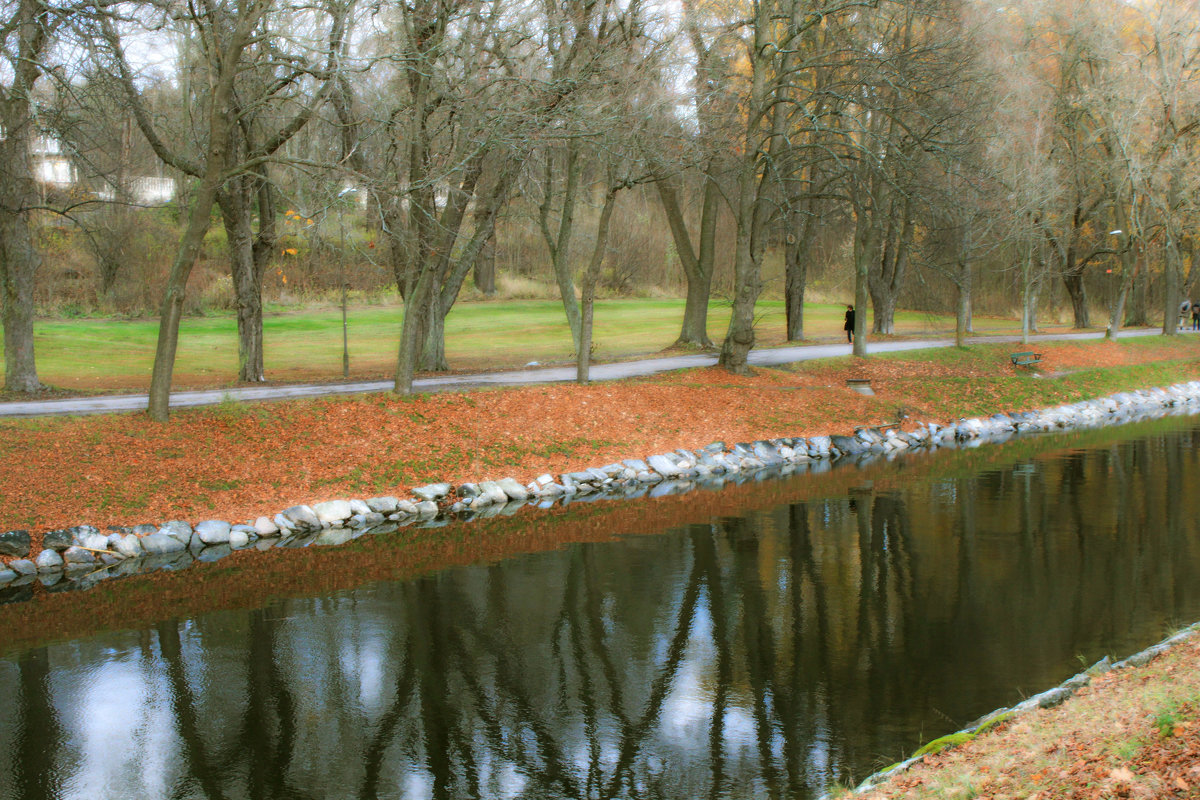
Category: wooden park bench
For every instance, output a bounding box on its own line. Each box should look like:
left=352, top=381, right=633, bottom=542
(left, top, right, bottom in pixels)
left=1010, top=351, right=1043, bottom=367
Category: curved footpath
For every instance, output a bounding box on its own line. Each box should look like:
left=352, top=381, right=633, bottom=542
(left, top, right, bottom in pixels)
left=0, top=328, right=1164, bottom=418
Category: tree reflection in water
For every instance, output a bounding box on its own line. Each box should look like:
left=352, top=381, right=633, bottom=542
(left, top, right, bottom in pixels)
left=2, top=424, right=1200, bottom=799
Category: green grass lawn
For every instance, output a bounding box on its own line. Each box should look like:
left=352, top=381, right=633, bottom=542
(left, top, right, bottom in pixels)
left=4, top=297, right=1028, bottom=391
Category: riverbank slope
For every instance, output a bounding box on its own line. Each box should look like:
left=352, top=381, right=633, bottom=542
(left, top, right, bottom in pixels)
left=847, top=628, right=1200, bottom=799
left=1, top=337, right=1198, bottom=547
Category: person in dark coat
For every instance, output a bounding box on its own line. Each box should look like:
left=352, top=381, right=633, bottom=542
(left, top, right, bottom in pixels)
left=1192, top=302, right=1199, bottom=331
left=843, top=304, right=855, bottom=343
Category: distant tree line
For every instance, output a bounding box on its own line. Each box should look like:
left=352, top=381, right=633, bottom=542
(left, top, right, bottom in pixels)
left=2, top=0, right=1199, bottom=418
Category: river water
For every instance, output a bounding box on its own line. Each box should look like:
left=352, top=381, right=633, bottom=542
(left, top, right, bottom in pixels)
left=2, top=417, right=1200, bottom=800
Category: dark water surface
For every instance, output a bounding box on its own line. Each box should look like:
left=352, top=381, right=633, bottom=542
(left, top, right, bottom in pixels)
left=4, top=419, right=1200, bottom=799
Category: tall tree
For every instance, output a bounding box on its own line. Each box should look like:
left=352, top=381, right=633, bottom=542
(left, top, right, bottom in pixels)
left=718, top=0, right=877, bottom=372
left=650, top=0, right=739, bottom=350
left=365, top=0, right=521, bottom=390
left=0, top=0, right=61, bottom=393
left=533, top=0, right=658, bottom=356
left=100, top=0, right=348, bottom=418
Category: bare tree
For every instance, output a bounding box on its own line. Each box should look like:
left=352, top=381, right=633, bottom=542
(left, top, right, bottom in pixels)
left=717, top=0, right=876, bottom=372
left=0, top=0, right=63, bottom=393
left=647, top=0, right=741, bottom=350
left=360, top=0, right=522, bottom=390
left=99, top=0, right=348, bottom=418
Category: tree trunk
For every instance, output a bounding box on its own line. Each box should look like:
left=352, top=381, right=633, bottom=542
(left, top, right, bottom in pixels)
left=871, top=291, right=898, bottom=337
left=540, top=145, right=583, bottom=353
left=144, top=4, right=263, bottom=420
left=1028, top=276, right=1041, bottom=333
left=395, top=267, right=436, bottom=394
left=421, top=289, right=448, bottom=372
left=0, top=39, right=43, bottom=395
left=1106, top=232, right=1138, bottom=339
left=1128, top=259, right=1148, bottom=326
left=784, top=250, right=807, bottom=341
left=577, top=187, right=617, bottom=384
left=148, top=180, right=224, bottom=420
left=784, top=198, right=814, bottom=342
left=1062, top=270, right=1090, bottom=328
left=868, top=202, right=912, bottom=336
left=578, top=287, right=594, bottom=384
left=147, top=87, right=246, bottom=418
left=218, top=185, right=267, bottom=382
left=473, top=229, right=496, bottom=296
left=1021, top=240, right=1032, bottom=345
left=679, top=269, right=714, bottom=347
left=234, top=242, right=265, bottom=382
left=655, top=167, right=717, bottom=349
left=719, top=225, right=759, bottom=373
left=1163, top=230, right=1182, bottom=336
left=400, top=145, right=488, bottom=375
left=426, top=162, right=515, bottom=373
left=147, top=172, right=226, bottom=419
left=719, top=106, right=772, bottom=376
left=681, top=172, right=719, bottom=348
left=0, top=209, right=42, bottom=394
left=955, top=261, right=972, bottom=348
left=852, top=208, right=879, bottom=358
left=249, top=176, right=276, bottom=368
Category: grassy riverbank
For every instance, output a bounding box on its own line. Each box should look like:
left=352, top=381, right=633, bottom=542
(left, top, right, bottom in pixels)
left=2, top=297, right=1030, bottom=394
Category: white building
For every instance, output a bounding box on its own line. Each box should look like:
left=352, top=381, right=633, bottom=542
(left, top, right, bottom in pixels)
left=31, top=136, right=76, bottom=187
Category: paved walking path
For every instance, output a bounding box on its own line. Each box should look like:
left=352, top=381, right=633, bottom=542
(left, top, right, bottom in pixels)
left=0, top=328, right=1168, bottom=418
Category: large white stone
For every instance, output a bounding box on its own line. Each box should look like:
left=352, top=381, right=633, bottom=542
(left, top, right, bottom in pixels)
left=63, top=546, right=96, bottom=565
left=412, top=483, right=451, bottom=501
left=160, top=520, right=193, bottom=542
left=647, top=454, right=680, bottom=477
left=367, top=497, right=400, bottom=514
left=115, top=534, right=144, bottom=558
left=312, top=500, right=354, bottom=524
left=195, top=520, right=232, bottom=545
left=35, top=549, right=64, bottom=571
left=496, top=478, right=529, bottom=503
left=141, top=533, right=187, bottom=555
left=79, top=532, right=110, bottom=552
left=282, top=505, right=321, bottom=530
left=476, top=481, right=509, bottom=506
left=7, top=559, right=36, bottom=576
left=254, top=516, right=280, bottom=536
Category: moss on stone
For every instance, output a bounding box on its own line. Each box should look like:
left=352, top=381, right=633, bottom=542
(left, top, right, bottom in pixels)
left=913, top=731, right=975, bottom=757
left=975, top=710, right=1016, bottom=733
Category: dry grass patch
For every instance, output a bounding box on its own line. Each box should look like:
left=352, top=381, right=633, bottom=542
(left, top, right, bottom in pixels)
left=855, top=636, right=1200, bottom=800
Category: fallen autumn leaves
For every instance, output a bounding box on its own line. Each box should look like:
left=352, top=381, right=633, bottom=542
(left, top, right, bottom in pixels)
left=1, top=339, right=1200, bottom=799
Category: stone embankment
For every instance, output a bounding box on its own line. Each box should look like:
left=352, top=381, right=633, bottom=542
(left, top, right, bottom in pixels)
left=2, top=382, right=1200, bottom=598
